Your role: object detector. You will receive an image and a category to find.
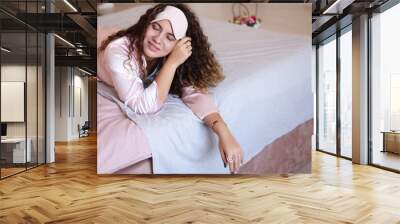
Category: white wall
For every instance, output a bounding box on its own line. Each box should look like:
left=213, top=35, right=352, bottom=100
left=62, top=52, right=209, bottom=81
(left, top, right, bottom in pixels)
left=54, top=67, right=89, bottom=141
left=188, top=3, right=310, bottom=37
left=312, top=45, right=316, bottom=151
left=1, top=65, right=26, bottom=141
left=98, top=3, right=311, bottom=38
left=72, top=73, right=89, bottom=138
left=1, top=66, right=25, bottom=132
left=55, top=66, right=69, bottom=141
left=1, top=65, right=40, bottom=138
left=1, top=64, right=46, bottom=164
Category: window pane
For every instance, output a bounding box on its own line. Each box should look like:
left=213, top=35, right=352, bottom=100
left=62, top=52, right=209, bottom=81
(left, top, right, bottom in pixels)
left=371, top=3, right=400, bottom=171
left=340, top=29, right=352, bottom=158
left=318, top=37, right=337, bottom=154
left=1, top=30, right=28, bottom=177
left=27, top=31, right=38, bottom=169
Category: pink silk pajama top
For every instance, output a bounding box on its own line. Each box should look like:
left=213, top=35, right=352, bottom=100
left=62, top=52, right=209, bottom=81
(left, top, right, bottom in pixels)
left=97, top=36, right=218, bottom=173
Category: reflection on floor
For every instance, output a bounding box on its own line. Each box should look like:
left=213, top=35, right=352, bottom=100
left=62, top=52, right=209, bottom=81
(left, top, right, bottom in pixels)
left=0, top=167, right=25, bottom=177
left=0, top=163, right=42, bottom=178
left=341, top=147, right=352, bottom=158
left=373, top=150, right=400, bottom=170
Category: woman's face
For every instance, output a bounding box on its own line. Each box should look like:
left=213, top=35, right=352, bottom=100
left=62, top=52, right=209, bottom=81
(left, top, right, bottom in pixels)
left=143, top=19, right=178, bottom=59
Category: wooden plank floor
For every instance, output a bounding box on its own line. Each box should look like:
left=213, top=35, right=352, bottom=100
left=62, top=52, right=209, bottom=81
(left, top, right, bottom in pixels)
left=1, top=135, right=400, bottom=223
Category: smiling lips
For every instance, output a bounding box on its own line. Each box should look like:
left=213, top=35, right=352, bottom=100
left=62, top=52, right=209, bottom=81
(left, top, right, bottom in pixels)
left=148, top=41, right=161, bottom=52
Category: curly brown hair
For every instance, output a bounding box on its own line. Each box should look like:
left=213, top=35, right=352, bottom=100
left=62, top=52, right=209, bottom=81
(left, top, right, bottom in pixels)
left=99, top=3, right=224, bottom=96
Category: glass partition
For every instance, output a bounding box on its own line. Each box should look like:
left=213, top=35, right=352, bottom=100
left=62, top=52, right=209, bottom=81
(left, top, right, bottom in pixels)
left=1, top=30, right=28, bottom=177
left=0, top=0, right=46, bottom=179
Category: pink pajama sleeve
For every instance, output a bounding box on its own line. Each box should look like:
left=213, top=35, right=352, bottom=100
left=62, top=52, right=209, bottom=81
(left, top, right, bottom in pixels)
left=102, top=42, right=162, bottom=114
left=181, top=86, right=219, bottom=120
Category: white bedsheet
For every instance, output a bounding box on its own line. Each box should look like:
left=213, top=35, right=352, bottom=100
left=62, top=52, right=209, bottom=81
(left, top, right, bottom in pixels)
left=128, top=19, right=313, bottom=174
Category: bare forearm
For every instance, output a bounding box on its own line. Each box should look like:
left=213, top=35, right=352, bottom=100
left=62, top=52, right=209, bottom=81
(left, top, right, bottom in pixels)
left=203, top=112, right=231, bottom=138
left=204, top=112, right=243, bottom=173
left=155, top=60, right=178, bottom=103
left=154, top=37, right=192, bottom=103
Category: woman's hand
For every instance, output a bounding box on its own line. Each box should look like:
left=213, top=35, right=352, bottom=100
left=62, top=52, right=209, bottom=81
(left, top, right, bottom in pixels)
left=155, top=37, right=192, bottom=103
left=166, top=37, right=192, bottom=68
left=218, top=131, right=244, bottom=174
left=204, top=113, right=244, bottom=174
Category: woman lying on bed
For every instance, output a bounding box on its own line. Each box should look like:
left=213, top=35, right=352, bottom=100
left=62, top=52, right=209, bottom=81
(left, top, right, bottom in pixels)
left=97, top=3, right=243, bottom=174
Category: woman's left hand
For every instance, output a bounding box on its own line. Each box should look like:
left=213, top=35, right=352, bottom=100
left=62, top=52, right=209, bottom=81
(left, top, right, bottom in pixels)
left=203, top=113, right=244, bottom=174
left=218, top=132, right=244, bottom=174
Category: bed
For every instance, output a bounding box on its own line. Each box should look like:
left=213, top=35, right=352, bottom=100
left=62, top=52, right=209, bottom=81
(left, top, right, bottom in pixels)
left=98, top=6, right=313, bottom=174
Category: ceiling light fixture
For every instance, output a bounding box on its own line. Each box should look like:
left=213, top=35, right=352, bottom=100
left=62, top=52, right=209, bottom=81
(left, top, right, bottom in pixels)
left=78, top=67, right=93, bottom=76
left=323, top=0, right=355, bottom=15
left=54, top=34, right=75, bottom=48
left=76, top=48, right=84, bottom=55
left=1, top=47, right=11, bottom=53
left=63, top=0, right=78, bottom=12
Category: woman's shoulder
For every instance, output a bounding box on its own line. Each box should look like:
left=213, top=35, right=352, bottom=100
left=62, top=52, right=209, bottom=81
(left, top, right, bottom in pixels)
left=100, top=36, right=143, bottom=76
left=104, top=36, right=132, bottom=53
left=109, top=36, right=129, bottom=45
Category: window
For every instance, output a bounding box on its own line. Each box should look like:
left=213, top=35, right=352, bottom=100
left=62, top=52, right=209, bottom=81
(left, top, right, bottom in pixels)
left=0, top=0, right=46, bottom=179
left=317, top=36, right=337, bottom=154
left=370, top=2, right=400, bottom=171
left=339, top=27, right=352, bottom=158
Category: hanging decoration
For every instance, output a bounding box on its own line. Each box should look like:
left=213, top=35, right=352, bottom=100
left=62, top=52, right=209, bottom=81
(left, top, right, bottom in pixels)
left=229, top=3, right=261, bottom=28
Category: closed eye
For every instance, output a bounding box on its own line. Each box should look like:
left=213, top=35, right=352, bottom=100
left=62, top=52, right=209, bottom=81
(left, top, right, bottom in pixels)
left=152, top=22, right=176, bottom=41
left=167, top=34, right=176, bottom=41
left=152, top=22, right=161, bottom=31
